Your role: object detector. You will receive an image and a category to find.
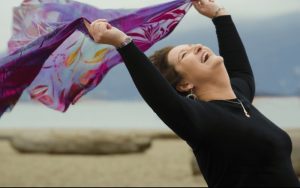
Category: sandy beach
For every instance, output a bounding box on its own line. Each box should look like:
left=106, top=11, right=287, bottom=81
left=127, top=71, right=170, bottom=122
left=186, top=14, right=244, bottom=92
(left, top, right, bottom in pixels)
left=0, top=136, right=207, bottom=187
left=0, top=128, right=299, bottom=187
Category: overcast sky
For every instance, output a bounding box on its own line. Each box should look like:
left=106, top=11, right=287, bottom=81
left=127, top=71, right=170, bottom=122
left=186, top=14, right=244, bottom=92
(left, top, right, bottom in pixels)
left=0, top=0, right=299, bottom=53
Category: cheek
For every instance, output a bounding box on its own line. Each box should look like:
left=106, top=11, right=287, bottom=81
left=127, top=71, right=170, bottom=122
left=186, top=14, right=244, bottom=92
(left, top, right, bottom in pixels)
left=177, top=55, right=227, bottom=83
left=177, top=57, right=209, bottom=80
left=185, top=56, right=210, bottom=72
left=178, top=57, right=199, bottom=73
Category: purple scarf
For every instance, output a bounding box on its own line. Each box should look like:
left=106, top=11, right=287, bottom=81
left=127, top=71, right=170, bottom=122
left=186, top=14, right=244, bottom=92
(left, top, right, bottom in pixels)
left=0, top=0, right=192, bottom=117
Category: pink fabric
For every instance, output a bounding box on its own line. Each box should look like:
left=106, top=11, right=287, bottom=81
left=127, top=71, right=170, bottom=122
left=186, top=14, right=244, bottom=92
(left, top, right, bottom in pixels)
left=0, top=0, right=192, bottom=117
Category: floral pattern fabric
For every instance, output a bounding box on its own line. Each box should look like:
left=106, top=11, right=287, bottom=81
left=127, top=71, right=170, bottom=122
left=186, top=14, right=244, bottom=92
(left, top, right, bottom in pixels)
left=0, top=0, right=192, bottom=117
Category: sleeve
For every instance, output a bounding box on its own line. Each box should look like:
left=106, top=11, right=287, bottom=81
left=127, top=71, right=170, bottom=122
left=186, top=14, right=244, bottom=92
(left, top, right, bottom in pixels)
left=213, top=16, right=256, bottom=103
left=117, top=42, right=205, bottom=141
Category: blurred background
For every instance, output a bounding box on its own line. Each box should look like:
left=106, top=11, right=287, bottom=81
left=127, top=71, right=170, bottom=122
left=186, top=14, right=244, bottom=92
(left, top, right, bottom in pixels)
left=0, top=0, right=299, bottom=187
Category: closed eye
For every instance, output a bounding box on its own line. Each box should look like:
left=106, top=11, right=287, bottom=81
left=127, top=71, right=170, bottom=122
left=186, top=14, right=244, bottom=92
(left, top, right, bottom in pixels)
left=178, top=44, right=193, bottom=63
left=181, top=52, right=187, bottom=60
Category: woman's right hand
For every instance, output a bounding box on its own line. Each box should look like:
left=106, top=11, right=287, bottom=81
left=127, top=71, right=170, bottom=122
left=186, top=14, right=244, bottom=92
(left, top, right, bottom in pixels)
left=84, top=19, right=129, bottom=48
left=192, top=0, right=229, bottom=19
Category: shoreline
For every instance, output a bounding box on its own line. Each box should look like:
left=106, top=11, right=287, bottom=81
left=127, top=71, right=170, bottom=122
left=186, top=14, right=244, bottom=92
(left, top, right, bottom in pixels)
left=1, top=97, right=300, bottom=129
left=16, top=96, right=300, bottom=103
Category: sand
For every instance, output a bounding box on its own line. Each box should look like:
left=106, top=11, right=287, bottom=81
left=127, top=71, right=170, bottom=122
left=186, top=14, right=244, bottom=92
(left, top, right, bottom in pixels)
left=1, top=128, right=299, bottom=187
left=0, top=138, right=207, bottom=187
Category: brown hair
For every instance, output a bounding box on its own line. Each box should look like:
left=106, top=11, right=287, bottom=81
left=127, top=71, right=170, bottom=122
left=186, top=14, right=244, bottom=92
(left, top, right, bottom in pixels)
left=149, top=46, right=188, bottom=97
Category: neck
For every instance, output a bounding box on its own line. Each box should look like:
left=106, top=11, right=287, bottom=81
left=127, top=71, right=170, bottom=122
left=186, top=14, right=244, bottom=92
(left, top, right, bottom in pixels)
left=195, top=84, right=237, bottom=102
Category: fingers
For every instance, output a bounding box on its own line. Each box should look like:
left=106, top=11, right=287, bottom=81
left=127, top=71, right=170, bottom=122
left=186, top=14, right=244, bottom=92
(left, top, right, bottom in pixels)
left=93, top=19, right=108, bottom=24
left=192, top=0, right=202, bottom=6
left=192, top=0, right=202, bottom=9
left=193, top=0, right=214, bottom=6
left=199, top=0, right=209, bottom=5
left=92, top=19, right=112, bottom=30
left=192, top=0, right=205, bottom=12
left=88, top=19, right=115, bottom=43
left=91, top=19, right=107, bottom=32
left=83, top=19, right=91, bottom=33
left=90, top=20, right=110, bottom=36
left=96, top=22, right=107, bottom=33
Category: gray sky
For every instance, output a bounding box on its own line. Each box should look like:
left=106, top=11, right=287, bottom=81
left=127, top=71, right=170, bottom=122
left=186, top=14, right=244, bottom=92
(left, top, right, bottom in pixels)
left=0, top=0, right=299, bottom=53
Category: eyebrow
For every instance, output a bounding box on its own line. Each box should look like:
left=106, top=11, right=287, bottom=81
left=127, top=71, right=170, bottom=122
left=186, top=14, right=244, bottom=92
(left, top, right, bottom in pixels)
left=177, top=44, right=192, bottom=63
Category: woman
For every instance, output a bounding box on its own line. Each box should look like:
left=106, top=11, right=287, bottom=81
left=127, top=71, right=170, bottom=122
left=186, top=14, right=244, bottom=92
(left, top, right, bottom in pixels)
left=85, top=0, right=300, bottom=187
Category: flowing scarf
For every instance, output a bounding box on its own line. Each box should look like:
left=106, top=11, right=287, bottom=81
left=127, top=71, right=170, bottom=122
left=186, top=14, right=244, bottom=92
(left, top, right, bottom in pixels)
left=0, top=0, right=192, bottom=117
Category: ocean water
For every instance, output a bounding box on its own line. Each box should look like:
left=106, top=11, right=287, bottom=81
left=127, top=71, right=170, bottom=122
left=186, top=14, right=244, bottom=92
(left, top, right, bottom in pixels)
left=0, top=97, right=300, bottom=130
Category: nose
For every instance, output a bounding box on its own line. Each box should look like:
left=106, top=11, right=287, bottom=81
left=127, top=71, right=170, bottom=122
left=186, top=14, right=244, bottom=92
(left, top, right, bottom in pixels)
left=193, top=44, right=203, bottom=55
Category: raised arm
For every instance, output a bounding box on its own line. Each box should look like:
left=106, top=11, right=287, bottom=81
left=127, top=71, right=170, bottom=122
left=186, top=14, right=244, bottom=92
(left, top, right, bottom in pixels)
left=193, top=0, right=255, bottom=102
left=213, top=16, right=255, bottom=102
left=84, top=20, right=203, bottom=141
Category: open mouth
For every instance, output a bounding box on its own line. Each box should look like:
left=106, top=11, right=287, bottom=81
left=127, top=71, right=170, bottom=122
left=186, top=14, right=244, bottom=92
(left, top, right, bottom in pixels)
left=196, top=46, right=210, bottom=64
left=201, top=52, right=210, bottom=64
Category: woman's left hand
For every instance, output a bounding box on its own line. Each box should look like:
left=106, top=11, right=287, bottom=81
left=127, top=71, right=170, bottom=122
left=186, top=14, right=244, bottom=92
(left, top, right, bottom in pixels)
left=192, top=0, right=229, bottom=19
left=84, top=19, right=128, bottom=48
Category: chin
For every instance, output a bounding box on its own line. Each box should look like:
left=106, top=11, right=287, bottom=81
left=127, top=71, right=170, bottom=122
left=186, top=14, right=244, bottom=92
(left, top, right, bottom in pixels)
left=209, top=57, right=226, bottom=74
left=215, top=56, right=224, bottom=63
left=210, top=55, right=224, bottom=65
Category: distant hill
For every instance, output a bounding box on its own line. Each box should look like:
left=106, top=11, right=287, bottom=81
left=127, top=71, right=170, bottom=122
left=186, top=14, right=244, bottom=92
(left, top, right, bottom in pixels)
left=86, top=11, right=300, bottom=100
left=10, top=11, right=300, bottom=101
left=238, top=12, right=300, bottom=96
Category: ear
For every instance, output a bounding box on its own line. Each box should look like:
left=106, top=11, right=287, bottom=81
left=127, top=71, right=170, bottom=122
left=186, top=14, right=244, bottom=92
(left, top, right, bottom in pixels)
left=176, top=80, right=194, bottom=93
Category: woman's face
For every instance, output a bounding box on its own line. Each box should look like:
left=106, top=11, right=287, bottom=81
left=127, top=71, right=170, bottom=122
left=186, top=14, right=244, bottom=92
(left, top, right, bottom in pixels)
left=167, top=44, right=227, bottom=91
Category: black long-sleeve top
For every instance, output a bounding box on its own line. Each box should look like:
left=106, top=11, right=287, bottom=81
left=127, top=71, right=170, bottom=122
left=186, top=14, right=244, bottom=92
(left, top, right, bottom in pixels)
left=117, top=16, right=300, bottom=187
